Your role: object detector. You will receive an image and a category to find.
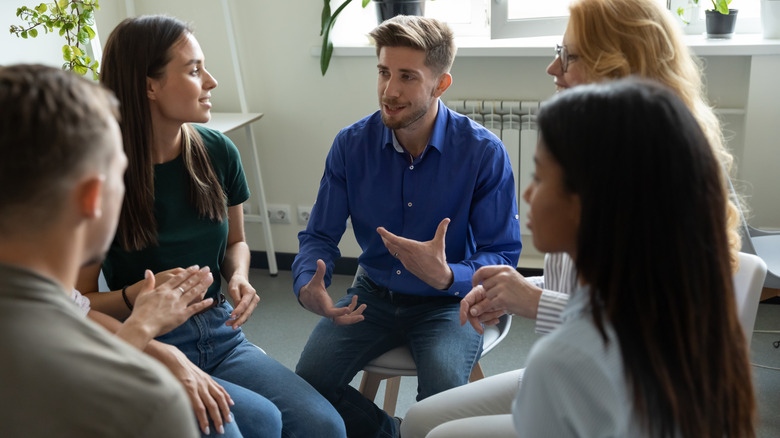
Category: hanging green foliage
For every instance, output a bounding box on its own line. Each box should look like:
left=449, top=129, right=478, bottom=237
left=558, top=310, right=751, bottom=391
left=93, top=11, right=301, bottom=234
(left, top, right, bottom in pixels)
left=9, top=0, right=101, bottom=79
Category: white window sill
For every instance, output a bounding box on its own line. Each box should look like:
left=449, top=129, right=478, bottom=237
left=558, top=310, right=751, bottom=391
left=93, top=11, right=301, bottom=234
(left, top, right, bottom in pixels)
left=315, top=33, right=780, bottom=58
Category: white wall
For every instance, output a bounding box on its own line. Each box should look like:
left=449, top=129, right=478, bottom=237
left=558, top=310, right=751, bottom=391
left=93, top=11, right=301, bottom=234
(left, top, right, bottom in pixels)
left=1, top=0, right=67, bottom=68
left=4, top=0, right=778, bottom=263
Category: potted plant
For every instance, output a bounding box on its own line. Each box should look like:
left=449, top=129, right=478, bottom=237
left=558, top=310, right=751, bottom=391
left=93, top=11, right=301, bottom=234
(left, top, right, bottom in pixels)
left=674, top=0, right=705, bottom=34
left=705, top=0, right=738, bottom=38
left=8, top=0, right=101, bottom=78
left=320, top=0, right=425, bottom=76
left=676, top=0, right=698, bottom=24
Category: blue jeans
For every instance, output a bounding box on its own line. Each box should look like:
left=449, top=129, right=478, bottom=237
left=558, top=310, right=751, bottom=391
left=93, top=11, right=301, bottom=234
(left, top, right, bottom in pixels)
left=157, top=300, right=346, bottom=438
left=295, top=273, right=483, bottom=438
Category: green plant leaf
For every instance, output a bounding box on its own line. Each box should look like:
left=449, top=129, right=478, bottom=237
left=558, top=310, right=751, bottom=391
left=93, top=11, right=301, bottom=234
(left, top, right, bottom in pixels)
left=57, top=0, right=68, bottom=11
left=321, top=0, right=331, bottom=36
left=362, top=0, right=370, bottom=7
left=71, top=45, right=83, bottom=56
left=62, top=45, right=72, bottom=61
left=29, top=28, right=38, bottom=37
left=320, top=0, right=353, bottom=75
left=73, top=64, right=88, bottom=75
left=321, top=38, right=333, bottom=76
left=35, top=3, right=47, bottom=13
left=84, top=25, right=95, bottom=39
left=21, top=30, right=28, bottom=38
left=77, top=29, right=88, bottom=45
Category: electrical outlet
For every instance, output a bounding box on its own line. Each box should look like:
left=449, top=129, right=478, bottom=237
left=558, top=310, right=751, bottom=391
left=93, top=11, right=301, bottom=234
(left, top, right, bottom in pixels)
left=297, top=205, right=312, bottom=226
left=267, top=204, right=291, bottom=224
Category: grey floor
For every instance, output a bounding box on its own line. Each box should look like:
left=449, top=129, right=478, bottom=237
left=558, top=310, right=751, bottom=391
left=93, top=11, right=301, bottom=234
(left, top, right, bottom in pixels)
left=241, top=269, right=780, bottom=437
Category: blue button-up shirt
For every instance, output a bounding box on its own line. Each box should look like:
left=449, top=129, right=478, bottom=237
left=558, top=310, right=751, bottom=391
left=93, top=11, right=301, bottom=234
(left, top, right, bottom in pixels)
left=293, top=100, right=522, bottom=297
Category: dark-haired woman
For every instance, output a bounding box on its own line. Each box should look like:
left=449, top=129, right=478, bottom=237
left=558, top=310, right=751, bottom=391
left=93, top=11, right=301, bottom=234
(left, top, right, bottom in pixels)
left=76, top=15, right=345, bottom=438
left=508, top=77, right=755, bottom=437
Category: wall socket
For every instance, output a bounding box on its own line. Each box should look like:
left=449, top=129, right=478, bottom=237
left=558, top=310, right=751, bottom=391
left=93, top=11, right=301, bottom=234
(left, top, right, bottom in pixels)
left=297, top=205, right=312, bottom=226
left=267, top=204, right=291, bottom=224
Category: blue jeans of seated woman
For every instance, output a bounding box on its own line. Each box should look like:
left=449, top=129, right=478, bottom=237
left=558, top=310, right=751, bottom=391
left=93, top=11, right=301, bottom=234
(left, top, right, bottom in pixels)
left=295, top=274, right=484, bottom=438
left=157, top=300, right=346, bottom=438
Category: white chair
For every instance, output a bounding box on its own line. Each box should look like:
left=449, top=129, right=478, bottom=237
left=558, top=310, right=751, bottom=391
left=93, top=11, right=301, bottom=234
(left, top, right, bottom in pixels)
left=740, top=225, right=780, bottom=290
left=353, top=268, right=512, bottom=416
left=729, top=179, right=780, bottom=291
left=733, top=252, right=768, bottom=346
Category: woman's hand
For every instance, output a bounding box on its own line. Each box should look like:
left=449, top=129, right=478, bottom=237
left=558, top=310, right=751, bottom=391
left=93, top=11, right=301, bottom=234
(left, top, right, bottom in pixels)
left=156, top=343, right=234, bottom=435
left=460, top=265, right=544, bottom=333
left=225, top=275, right=259, bottom=329
left=117, top=266, right=214, bottom=349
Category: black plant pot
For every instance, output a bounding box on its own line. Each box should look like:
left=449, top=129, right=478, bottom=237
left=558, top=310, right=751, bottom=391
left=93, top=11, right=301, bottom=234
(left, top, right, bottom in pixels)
left=374, top=0, right=426, bottom=24
left=706, top=9, right=739, bottom=39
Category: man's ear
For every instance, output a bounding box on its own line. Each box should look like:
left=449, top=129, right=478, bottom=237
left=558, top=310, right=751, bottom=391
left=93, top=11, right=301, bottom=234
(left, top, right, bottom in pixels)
left=434, top=72, right=453, bottom=97
left=77, top=176, right=106, bottom=220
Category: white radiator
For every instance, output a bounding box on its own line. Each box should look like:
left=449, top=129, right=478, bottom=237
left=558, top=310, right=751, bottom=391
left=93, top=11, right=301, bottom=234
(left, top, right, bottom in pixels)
left=447, top=99, right=539, bottom=235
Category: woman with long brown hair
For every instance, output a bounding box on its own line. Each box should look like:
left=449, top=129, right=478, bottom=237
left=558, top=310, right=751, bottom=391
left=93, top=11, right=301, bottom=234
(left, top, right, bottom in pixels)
left=509, top=77, right=754, bottom=437
left=76, top=15, right=345, bottom=438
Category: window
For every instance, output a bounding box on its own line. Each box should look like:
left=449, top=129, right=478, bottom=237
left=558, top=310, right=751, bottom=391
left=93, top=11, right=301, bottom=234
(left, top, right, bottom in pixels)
left=331, top=0, right=763, bottom=46
left=491, top=0, right=569, bottom=39
left=330, top=0, right=488, bottom=45
left=491, top=0, right=762, bottom=39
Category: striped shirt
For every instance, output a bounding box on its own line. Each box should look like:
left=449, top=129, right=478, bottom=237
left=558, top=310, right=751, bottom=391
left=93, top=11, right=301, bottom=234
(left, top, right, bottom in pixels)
left=527, top=252, right=578, bottom=334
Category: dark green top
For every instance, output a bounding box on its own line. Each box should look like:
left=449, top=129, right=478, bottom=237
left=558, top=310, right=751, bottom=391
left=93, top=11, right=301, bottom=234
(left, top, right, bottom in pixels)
left=103, top=125, right=250, bottom=300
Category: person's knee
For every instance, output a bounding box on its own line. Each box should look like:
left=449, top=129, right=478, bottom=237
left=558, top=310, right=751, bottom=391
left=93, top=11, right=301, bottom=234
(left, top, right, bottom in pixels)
left=235, top=404, right=282, bottom=438
left=401, top=398, right=441, bottom=438
left=301, top=411, right=347, bottom=438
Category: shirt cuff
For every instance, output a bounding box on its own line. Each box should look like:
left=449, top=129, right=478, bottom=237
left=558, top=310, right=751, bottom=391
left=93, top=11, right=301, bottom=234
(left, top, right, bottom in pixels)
left=445, top=262, right=474, bottom=298
left=535, top=290, right=569, bottom=334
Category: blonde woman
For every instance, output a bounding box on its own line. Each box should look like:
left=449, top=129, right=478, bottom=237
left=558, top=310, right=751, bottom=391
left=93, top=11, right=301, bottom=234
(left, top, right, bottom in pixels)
left=402, top=1, right=746, bottom=436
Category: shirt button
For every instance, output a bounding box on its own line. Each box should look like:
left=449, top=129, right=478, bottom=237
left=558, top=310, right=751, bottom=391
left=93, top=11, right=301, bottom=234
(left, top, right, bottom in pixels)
left=515, top=214, right=519, bottom=219
left=407, top=202, right=413, bottom=207
left=454, top=292, right=460, bottom=296
left=409, top=165, right=414, bottom=170
left=396, top=270, right=401, bottom=275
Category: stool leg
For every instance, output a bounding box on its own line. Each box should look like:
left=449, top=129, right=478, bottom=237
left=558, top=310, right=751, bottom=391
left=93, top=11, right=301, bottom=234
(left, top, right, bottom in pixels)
left=383, top=377, right=401, bottom=417
left=469, top=362, right=485, bottom=382
left=359, top=371, right=383, bottom=401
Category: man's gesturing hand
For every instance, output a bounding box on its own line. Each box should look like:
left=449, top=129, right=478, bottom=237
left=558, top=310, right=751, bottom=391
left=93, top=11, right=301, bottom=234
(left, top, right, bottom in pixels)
left=376, top=218, right=454, bottom=290
left=298, top=259, right=366, bottom=325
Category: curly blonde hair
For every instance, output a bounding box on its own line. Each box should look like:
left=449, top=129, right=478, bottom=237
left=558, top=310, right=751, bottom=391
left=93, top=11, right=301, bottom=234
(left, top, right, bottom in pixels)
left=568, top=0, right=743, bottom=268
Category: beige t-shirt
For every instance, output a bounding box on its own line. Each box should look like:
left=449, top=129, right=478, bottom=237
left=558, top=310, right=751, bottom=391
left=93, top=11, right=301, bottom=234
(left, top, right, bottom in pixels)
left=0, top=264, right=199, bottom=438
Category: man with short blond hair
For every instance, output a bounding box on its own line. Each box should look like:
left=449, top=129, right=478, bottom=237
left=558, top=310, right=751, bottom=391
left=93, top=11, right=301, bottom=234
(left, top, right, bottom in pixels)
left=293, top=16, right=523, bottom=438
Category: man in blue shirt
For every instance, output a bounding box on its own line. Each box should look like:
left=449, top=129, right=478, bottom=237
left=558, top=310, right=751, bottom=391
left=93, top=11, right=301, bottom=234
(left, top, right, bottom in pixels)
left=293, top=15, right=522, bottom=438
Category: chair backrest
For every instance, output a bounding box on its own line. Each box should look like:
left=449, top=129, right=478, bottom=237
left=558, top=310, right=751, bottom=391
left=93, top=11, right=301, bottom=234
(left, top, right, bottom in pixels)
left=733, top=252, right=767, bottom=346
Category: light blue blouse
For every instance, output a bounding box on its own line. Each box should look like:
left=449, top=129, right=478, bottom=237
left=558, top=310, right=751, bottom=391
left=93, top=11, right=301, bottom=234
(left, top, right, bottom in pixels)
left=512, top=285, right=647, bottom=437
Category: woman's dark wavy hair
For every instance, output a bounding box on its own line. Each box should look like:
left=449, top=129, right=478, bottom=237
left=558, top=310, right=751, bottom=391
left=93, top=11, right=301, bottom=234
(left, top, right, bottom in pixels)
left=101, top=15, right=226, bottom=251
left=536, top=77, right=755, bottom=438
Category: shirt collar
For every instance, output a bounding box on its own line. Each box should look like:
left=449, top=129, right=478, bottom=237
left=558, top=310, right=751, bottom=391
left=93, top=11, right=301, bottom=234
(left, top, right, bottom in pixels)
left=562, top=284, right=594, bottom=323
left=382, top=99, right=448, bottom=156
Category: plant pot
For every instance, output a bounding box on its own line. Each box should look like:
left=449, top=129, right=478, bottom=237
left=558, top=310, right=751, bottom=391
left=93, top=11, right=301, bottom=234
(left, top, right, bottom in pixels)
left=374, top=0, right=426, bottom=24
left=705, top=9, right=738, bottom=39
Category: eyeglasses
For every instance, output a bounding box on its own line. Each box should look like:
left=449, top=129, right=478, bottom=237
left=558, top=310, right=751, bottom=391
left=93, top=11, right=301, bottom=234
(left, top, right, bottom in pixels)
left=554, top=44, right=579, bottom=73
